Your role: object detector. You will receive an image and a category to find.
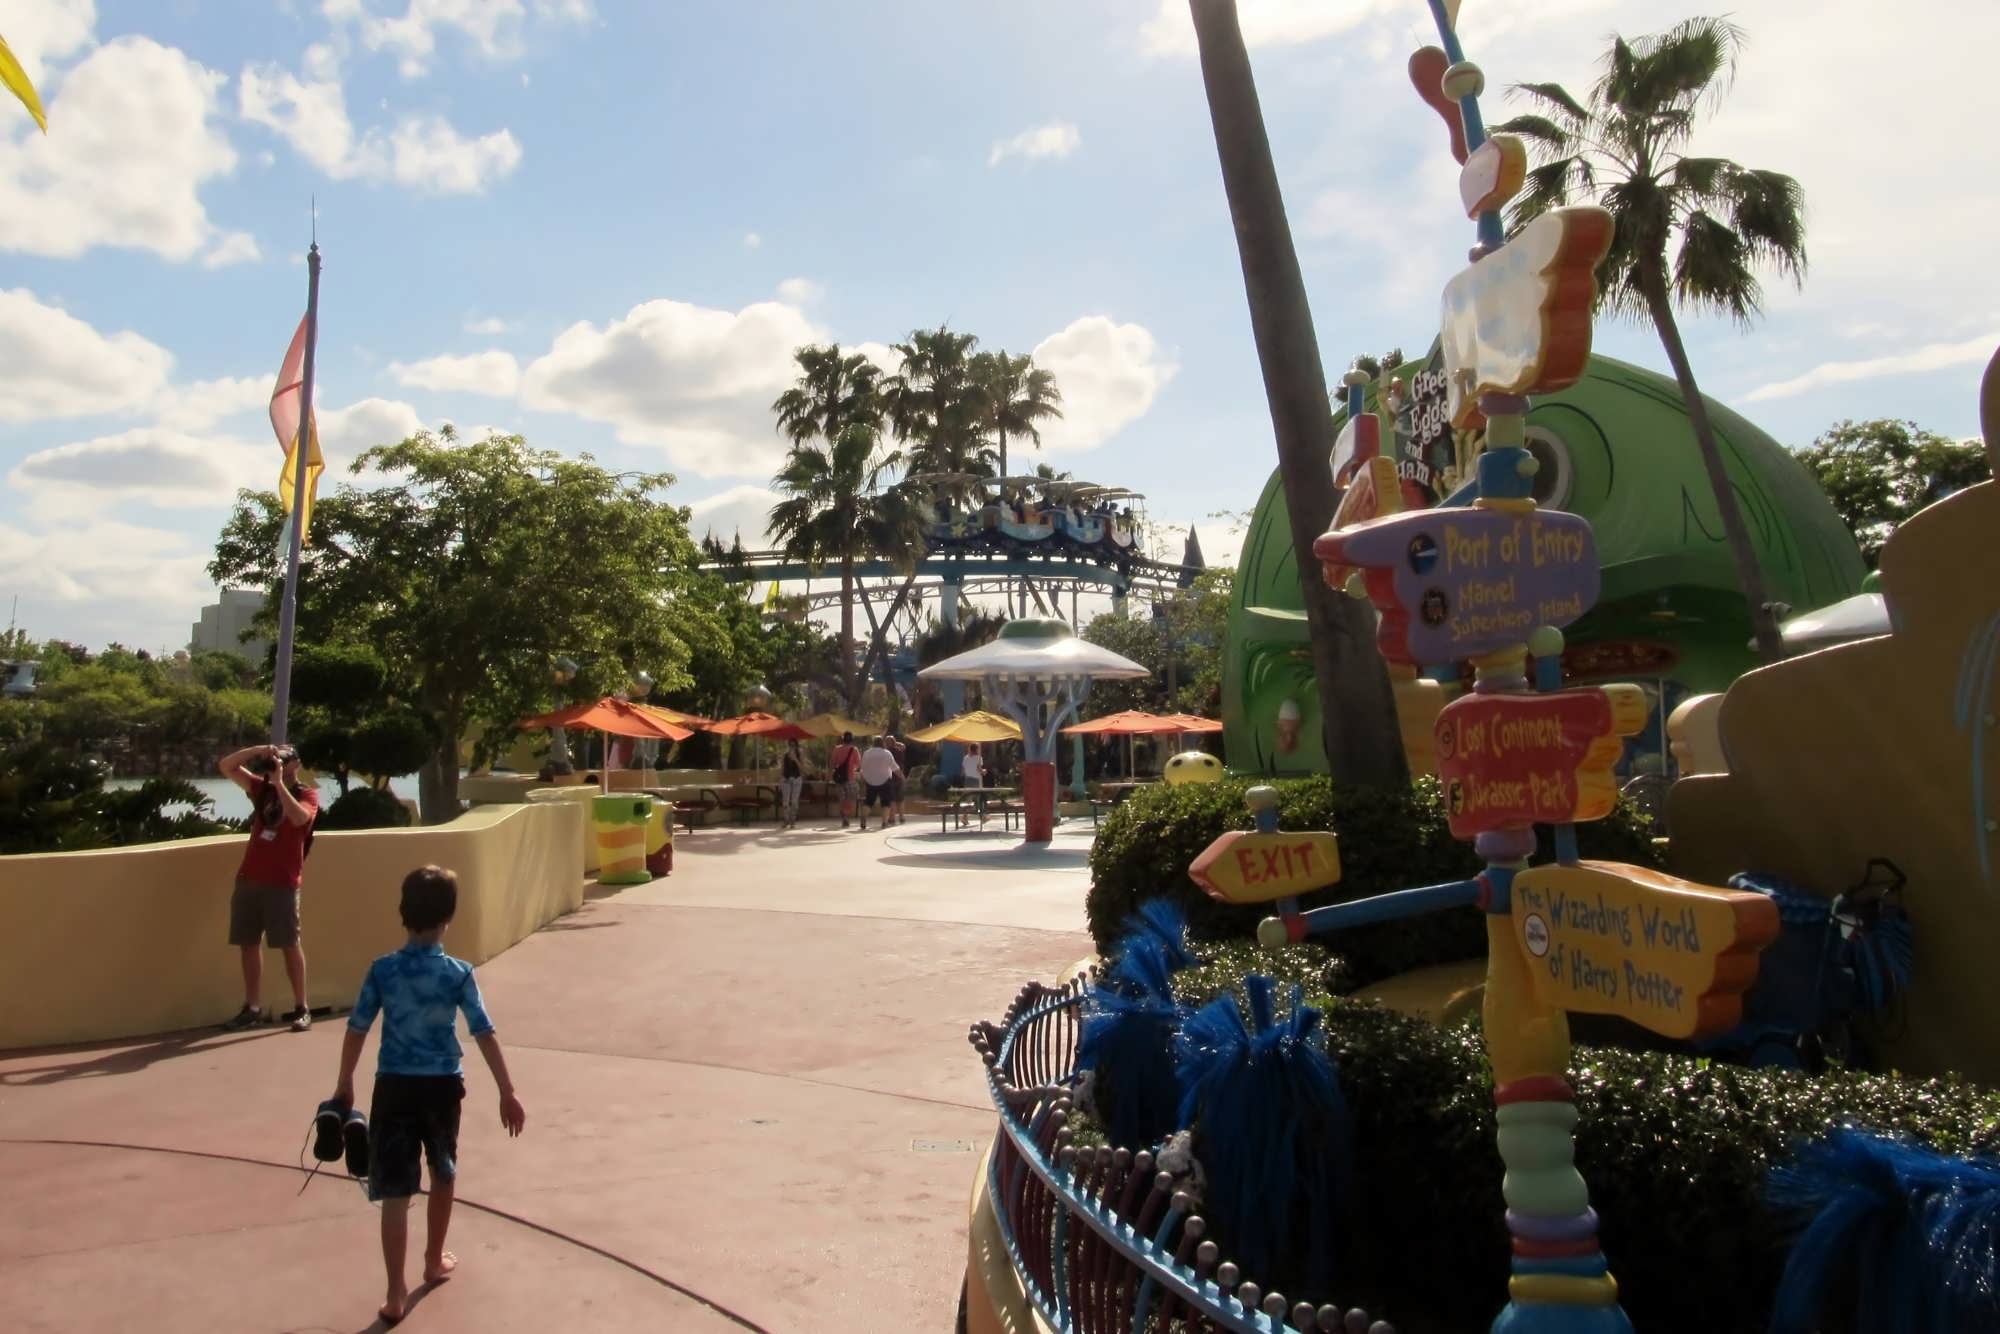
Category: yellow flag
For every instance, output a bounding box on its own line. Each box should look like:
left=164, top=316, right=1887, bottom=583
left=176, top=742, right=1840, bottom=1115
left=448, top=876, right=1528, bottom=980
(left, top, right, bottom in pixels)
left=763, top=579, right=780, bottom=610
left=0, top=35, right=46, bottom=133
left=278, top=421, right=324, bottom=546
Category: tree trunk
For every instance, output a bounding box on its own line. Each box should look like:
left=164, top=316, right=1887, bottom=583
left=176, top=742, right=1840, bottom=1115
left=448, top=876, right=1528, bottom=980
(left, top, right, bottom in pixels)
left=998, top=425, right=1008, bottom=481
left=1187, top=0, right=1409, bottom=786
left=418, top=741, right=459, bottom=825
left=839, top=546, right=859, bottom=711
left=1639, top=272, right=1785, bottom=662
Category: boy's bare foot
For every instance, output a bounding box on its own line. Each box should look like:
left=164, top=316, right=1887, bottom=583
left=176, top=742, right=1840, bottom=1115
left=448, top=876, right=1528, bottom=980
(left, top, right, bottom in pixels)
left=380, top=1289, right=408, bottom=1325
left=423, top=1251, right=458, bottom=1284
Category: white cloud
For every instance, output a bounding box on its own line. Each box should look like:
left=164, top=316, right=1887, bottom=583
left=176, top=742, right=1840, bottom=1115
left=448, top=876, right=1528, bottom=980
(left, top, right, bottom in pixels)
left=201, top=231, right=262, bottom=269
left=775, top=277, right=822, bottom=305
left=464, top=314, right=513, bottom=335
left=1139, top=0, right=1402, bottom=58
left=318, top=395, right=426, bottom=470
left=10, top=427, right=271, bottom=507
left=987, top=121, right=1081, bottom=167
left=519, top=297, right=824, bottom=478
left=0, top=515, right=222, bottom=651
left=329, top=0, right=596, bottom=78
left=154, top=375, right=270, bottom=430
left=1028, top=316, right=1178, bottom=453
left=388, top=348, right=521, bottom=396
left=1743, top=334, right=2000, bottom=403
left=0, top=36, right=243, bottom=261
left=2, top=0, right=96, bottom=86
left=239, top=53, right=521, bottom=194
left=742, top=231, right=762, bottom=249
left=0, top=288, right=174, bottom=421
left=687, top=483, right=781, bottom=549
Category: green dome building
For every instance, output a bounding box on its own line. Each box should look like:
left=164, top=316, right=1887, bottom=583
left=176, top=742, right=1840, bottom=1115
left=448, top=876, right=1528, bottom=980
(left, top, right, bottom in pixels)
left=1223, top=352, right=1866, bottom=777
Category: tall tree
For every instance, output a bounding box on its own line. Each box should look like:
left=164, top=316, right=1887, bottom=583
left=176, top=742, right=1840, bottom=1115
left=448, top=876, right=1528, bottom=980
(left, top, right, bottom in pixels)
left=883, top=328, right=993, bottom=479
left=767, top=420, right=920, bottom=712
left=1794, top=418, right=1990, bottom=567
left=1186, top=0, right=1409, bottom=786
left=1495, top=17, right=1807, bottom=660
left=212, top=433, right=708, bottom=822
left=972, top=349, right=1064, bottom=478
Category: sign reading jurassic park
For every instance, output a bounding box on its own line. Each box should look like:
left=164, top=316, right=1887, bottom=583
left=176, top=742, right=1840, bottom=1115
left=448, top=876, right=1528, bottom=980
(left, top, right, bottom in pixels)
left=1435, top=686, right=1649, bottom=838
left=1189, top=830, right=1342, bottom=905
left=1510, top=862, right=1780, bottom=1040
left=1312, top=506, right=1599, bottom=666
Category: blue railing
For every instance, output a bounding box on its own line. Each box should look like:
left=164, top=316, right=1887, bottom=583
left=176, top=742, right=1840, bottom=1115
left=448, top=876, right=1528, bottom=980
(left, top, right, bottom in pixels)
left=969, top=980, right=1395, bottom=1334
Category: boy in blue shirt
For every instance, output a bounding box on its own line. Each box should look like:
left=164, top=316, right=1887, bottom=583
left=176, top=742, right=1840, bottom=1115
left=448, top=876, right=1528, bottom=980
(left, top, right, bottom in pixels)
left=330, top=865, right=526, bottom=1325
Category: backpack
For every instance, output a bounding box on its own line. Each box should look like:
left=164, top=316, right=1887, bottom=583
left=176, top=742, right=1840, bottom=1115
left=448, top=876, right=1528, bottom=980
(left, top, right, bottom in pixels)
left=832, top=746, right=855, bottom=781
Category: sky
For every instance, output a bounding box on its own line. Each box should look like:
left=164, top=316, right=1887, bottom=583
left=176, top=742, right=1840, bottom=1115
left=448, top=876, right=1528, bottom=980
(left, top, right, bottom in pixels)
left=3, top=0, right=1996, bottom=653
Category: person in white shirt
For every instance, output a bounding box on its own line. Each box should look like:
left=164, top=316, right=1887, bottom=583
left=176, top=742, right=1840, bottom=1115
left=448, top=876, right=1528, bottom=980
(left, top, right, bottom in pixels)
left=857, top=737, right=902, bottom=831
left=961, top=742, right=984, bottom=788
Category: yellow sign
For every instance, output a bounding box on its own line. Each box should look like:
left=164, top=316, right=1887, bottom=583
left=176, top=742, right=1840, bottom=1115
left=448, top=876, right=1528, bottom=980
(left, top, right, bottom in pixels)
left=1189, top=830, right=1341, bottom=905
left=1510, top=861, right=1779, bottom=1040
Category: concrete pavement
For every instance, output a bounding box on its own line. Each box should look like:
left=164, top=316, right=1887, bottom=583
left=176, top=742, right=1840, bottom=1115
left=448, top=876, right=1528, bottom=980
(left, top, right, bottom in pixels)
left=0, top=816, right=1095, bottom=1332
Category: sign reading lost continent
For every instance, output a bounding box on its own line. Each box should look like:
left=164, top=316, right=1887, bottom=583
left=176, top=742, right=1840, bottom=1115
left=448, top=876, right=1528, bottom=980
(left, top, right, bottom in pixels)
left=1435, top=686, right=1650, bottom=838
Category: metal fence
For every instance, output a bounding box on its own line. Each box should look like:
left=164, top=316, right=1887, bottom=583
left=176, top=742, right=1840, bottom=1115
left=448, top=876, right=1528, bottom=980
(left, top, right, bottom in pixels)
left=969, top=979, right=1396, bottom=1334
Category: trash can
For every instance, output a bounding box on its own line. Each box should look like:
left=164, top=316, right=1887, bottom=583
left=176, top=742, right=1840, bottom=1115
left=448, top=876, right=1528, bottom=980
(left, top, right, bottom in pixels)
left=644, top=797, right=673, bottom=877
left=592, top=794, right=653, bottom=885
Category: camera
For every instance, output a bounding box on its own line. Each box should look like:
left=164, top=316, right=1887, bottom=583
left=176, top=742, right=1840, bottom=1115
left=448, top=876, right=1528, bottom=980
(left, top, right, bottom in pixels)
left=249, top=747, right=297, bottom=775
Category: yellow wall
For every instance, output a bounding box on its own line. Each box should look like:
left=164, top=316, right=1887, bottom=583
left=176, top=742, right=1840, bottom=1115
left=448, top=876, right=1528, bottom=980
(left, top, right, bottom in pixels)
left=1670, top=478, right=2000, bottom=1081
left=0, top=801, right=586, bottom=1050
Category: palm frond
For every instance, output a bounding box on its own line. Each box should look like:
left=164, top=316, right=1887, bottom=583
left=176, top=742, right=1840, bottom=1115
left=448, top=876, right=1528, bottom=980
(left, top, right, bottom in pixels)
left=1509, top=81, right=1589, bottom=130
left=1725, top=165, right=1808, bottom=285
left=1506, top=156, right=1587, bottom=233
left=1490, top=113, right=1576, bottom=158
left=1603, top=16, right=1744, bottom=119
left=1673, top=210, right=1761, bottom=324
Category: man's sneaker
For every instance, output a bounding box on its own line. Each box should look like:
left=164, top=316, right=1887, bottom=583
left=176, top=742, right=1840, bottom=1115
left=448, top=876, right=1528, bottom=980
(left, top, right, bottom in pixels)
left=221, top=1005, right=264, bottom=1032
left=283, top=1007, right=312, bottom=1033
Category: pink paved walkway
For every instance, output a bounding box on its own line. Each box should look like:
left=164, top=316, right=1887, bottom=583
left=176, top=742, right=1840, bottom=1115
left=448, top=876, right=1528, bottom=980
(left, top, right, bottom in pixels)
left=0, top=818, right=1093, bottom=1332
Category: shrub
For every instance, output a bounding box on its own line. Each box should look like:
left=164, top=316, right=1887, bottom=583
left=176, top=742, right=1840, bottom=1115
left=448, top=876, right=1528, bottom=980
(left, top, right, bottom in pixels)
left=1154, top=958, right=2000, bottom=1334
left=1087, top=775, right=1658, bottom=990
left=317, top=786, right=413, bottom=831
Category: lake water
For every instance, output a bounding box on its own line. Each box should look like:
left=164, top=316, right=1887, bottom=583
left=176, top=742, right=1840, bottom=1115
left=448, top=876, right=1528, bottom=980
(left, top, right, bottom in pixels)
left=109, top=772, right=423, bottom=822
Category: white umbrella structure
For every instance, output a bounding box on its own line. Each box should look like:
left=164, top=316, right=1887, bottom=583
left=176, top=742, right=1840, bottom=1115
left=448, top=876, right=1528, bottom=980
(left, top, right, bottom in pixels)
left=920, top=618, right=1148, bottom=842
left=1767, top=592, right=1891, bottom=652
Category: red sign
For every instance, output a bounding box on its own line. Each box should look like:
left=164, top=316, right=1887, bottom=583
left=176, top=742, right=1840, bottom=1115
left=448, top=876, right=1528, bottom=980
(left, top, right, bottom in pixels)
left=1434, top=686, right=1649, bottom=838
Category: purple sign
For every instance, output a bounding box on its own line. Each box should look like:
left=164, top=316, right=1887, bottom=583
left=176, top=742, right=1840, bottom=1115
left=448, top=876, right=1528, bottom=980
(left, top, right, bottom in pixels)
left=1312, top=506, right=1598, bottom=665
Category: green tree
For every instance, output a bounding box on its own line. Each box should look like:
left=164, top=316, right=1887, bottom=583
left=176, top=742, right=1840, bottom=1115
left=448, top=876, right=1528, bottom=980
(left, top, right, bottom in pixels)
left=768, top=419, right=921, bottom=713
left=971, top=348, right=1064, bottom=478
left=1794, top=418, right=1990, bottom=566
left=211, top=432, right=708, bottom=823
left=1496, top=17, right=1808, bottom=660
left=883, top=327, right=993, bottom=478
left=0, top=740, right=231, bottom=854
left=1186, top=0, right=1410, bottom=787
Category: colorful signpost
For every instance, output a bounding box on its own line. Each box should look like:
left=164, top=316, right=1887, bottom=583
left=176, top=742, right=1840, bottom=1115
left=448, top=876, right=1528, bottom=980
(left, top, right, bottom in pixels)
left=1190, top=829, right=1342, bottom=905
left=1435, top=686, right=1650, bottom=838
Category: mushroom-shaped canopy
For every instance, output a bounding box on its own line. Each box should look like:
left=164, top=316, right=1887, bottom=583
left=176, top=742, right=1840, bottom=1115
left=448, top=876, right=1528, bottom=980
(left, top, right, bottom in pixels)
left=918, top=618, right=1150, bottom=682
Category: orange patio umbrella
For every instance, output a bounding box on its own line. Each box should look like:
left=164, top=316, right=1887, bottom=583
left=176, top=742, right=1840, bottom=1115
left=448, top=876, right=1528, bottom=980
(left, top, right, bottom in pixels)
left=1061, top=709, right=1186, bottom=736
left=1161, top=713, right=1224, bottom=733
left=703, top=710, right=817, bottom=742
left=519, top=697, right=693, bottom=792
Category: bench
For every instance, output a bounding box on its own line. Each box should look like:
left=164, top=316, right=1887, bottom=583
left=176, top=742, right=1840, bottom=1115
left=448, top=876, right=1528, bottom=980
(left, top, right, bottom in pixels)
left=704, top=785, right=778, bottom=825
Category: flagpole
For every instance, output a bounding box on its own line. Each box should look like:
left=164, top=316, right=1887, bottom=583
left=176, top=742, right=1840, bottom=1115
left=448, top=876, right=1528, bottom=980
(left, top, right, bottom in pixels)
left=270, top=241, right=321, bottom=744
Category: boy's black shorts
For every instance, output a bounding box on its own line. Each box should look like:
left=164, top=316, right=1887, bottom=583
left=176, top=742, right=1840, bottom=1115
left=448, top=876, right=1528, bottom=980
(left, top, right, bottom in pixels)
left=367, top=1073, right=465, bottom=1201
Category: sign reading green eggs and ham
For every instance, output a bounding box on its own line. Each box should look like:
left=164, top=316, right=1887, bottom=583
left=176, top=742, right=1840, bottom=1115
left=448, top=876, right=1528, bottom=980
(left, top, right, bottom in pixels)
left=1434, top=685, right=1649, bottom=839
left=1312, top=506, right=1598, bottom=666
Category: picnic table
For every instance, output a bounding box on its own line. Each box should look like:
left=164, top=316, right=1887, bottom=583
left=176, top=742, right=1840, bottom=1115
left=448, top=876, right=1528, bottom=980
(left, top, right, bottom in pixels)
left=942, top=786, right=1020, bottom=833
left=1089, top=779, right=1159, bottom=824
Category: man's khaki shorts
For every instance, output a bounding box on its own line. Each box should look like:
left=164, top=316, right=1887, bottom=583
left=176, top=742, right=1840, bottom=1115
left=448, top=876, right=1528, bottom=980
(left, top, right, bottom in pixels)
left=228, top=877, right=302, bottom=948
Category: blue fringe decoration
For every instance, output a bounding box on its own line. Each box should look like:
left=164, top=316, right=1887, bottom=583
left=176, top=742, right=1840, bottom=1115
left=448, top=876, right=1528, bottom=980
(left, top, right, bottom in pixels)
left=1846, top=905, right=1913, bottom=1015
left=1173, top=975, right=1350, bottom=1293
left=1768, top=1129, right=2000, bottom=1334
left=1077, top=899, right=1195, bottom=1149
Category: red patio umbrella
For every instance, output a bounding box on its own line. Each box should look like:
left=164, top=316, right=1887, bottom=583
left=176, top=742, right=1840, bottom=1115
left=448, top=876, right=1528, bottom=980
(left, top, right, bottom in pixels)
left=1161, top=713, right=1224, bottom=733
left=702, top=710, right=816, bottom=742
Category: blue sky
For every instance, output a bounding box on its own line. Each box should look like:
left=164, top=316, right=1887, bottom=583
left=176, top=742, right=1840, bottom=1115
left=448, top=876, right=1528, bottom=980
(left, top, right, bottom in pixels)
left=4, top=0, right=1996, bottom=651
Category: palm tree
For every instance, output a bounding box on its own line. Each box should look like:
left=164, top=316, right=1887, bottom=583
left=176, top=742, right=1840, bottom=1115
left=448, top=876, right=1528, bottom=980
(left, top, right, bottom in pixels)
left=972, top=350, right=1064, bottom=478
left=1186, top=0, right=1410, bottom=786
left=1494, top=17, right=1805, bottom=661
left=770, top=345, right=892, bottom=708
left=883, top=328, right=994, bottom=480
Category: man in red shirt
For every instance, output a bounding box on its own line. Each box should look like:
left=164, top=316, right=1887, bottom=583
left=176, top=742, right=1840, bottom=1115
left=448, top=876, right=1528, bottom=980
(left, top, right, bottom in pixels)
left=219, top=743, right=321, bottom=1031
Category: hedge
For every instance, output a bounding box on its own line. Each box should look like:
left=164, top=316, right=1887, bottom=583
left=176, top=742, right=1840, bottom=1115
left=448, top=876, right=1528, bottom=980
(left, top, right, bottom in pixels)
left=1086, top=776, right=1659, bottom=990
left=317, top=786, right=414, bottom=831
left=1086, top=959, right=2000, bottom=1334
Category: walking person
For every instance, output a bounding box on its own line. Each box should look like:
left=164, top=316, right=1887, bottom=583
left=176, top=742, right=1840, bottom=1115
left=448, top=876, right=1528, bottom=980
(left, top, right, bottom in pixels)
left=329, top=865, right=526, bottom=1326
left=961, top=741, right=984, bottom=789
left=885, top=733, right=909, bottom=827
left=858, top=735, right=902, bottom=832
left=219, top=742, right=320, bottom=1032
left=779, top=738, right=806, bottom=829
left=829, top=732, right=862, bottom=829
